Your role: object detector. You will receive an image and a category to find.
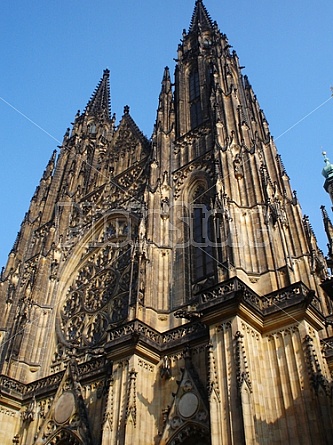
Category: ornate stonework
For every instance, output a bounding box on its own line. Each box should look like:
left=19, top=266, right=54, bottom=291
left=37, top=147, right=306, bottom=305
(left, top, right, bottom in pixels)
left=0, top=2, right=333, bottom=444
left=58, top=243, right=135, bottom=350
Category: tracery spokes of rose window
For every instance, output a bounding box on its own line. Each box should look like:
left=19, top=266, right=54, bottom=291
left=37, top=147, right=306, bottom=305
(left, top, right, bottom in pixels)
left=59, top=242, right=137, bottom=349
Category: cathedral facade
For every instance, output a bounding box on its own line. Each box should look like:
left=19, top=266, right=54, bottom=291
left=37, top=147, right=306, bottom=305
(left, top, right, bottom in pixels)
left=1, top=2, right=333, bottom=444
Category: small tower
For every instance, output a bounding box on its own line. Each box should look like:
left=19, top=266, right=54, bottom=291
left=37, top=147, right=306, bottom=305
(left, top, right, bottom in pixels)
left=320, top=153, right=333, bottom=303
left=322, top=151, right=333, bottom=205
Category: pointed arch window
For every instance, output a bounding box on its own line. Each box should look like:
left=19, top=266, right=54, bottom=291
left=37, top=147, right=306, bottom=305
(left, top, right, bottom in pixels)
left=189, top=71, right=202, bottom=129
left=190, top=186, right=214, bottom=283
left=88, top=123, right=96, bottom=135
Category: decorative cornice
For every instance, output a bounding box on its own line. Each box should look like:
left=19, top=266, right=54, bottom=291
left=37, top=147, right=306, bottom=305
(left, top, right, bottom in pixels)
left=0, top=356, right=107, bottom=401
left=199, top=277, right=322, bottom=316
left=0, top=278, right=324, bottom=407
left=105, top=319, right=207, bottom=350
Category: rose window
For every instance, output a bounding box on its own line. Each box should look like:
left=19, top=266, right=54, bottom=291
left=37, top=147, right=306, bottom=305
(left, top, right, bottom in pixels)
left=58, top=243, right=136, bottom=349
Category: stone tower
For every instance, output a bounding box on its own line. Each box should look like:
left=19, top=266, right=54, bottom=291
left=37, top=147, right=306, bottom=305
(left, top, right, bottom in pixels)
left=1, top=1, right=333, bottom=444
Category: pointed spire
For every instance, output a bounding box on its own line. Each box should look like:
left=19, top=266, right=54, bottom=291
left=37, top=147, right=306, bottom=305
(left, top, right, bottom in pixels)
left=119, top=105, right=150, bottom=147
left=189, top=0, right=214, bottom=33
left=321, top=205, right=333, bottom=260
left=158, top=67, right=173, bottom=107
left=161, top=66, right=171, bottom=93
left=85, top=69, right=111, bottom=118
left=156, top=66, right=174, bottom=135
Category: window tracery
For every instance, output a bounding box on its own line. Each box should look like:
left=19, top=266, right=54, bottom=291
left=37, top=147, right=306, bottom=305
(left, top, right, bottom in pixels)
left=189, top=70, right=202, bottom=129
left=190, top=184, right=215, bottom=283
left=58, top=241, right=136, bottom=350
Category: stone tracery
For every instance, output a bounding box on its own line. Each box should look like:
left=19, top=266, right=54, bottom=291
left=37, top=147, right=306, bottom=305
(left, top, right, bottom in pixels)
left=58, top=242, right=136, bottom=350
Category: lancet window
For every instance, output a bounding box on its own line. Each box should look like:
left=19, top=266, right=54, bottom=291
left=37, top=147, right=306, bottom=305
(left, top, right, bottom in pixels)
left=189, top=70, right=202, bottom=129
left=190, top=184, right=215, bottom=283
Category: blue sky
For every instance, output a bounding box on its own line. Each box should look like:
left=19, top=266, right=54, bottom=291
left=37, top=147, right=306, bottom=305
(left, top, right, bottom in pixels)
left=1, top=0, right=333, bottom=268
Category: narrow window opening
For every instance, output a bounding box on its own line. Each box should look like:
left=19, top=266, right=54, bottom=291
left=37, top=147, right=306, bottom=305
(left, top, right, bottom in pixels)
left=189, top=71, right=202, bottom=129
left=88, top=123, right=96, bottom=135
left=191, top=187, right=215, bottom=283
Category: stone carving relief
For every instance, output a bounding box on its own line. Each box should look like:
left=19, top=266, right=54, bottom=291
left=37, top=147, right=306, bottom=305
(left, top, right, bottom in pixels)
left=71, top=163, right=147, bottom=229
left=125, top=369, right=137, bottom=427
left=0, top=407, right=16, bottom=417
left=22, top=396, right=36, bottom=422
left=116, top=162, right=147, bottom=195
left=304, top=334, right=330, bottom=395
left=20, top=256, right=39, bottom=295
left=172, top=152, right=215, bottom=200
left=109, top=120, right=148, bottom=163
left=138, top=359, right=154, bottom=373
left=207, top=344, right=220, bottom=402
left=240, top=321, right=260, bottom=341
left=303, top=215, right=328, bottom=280
left=162, top=322, right=206, bottom=344
left=235, top=331, right=252, bottom=392
left=160, top=356, right=172, bottom=379
left=158, top=351, right=210, bottom=445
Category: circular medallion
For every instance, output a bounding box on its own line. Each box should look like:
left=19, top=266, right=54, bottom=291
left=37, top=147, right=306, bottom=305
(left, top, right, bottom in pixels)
left=54, top=391, right=75, bottom=424
left=178, top=392, right=199, bottom=418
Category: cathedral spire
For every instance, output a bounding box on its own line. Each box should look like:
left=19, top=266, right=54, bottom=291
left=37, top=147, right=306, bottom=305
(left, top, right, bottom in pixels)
left=84, top=68, right=111, bottom=118
left=189, top=0, right=214, bottom=33
left=157, top=66, right=174, bottom=119
left=157, top=67, right=173, bottom=117
left=154, top=66, right=174, bottom=170
left=1, top=5, right=333, bottom=445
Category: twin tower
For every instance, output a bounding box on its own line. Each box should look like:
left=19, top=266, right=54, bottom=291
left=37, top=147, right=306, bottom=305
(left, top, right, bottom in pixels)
left=1, top=2, right=333, bottom=444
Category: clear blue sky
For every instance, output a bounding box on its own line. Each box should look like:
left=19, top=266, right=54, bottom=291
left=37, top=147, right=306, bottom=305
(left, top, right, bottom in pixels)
left=1, top=0, right=333, bottom=268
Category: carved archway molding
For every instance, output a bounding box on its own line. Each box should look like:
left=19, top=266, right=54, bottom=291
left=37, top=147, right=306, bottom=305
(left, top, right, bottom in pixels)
left=43, top=428, right=82, bottom=445
left=159, top=354, right=211, bottom=445
left=166, top=422, right=210, bottom=445
left=52, top=210, right=140, bottom=360
left=57, top=209, right=139, bottom=283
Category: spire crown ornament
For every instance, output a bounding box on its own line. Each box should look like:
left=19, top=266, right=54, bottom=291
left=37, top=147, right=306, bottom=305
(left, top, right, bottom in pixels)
left=322, top=151, right=333, bottom=179
left=84, top=68, right=111, bottom=118
left=189, top=0, right=214, bottom=33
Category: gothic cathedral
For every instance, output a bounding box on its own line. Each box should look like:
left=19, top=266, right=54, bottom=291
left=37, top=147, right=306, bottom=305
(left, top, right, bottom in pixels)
left=1, top=2, right=333, bottom=444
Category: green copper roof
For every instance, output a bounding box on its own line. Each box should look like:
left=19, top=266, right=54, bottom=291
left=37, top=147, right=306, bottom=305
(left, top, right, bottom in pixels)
left=322, top=151, right=333, bottom=179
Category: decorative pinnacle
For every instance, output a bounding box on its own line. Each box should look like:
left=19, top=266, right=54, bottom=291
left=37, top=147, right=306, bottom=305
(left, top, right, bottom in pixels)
left=85, top=69, right=111, bottom=118
left=189, top=0, right=214, bottom=33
